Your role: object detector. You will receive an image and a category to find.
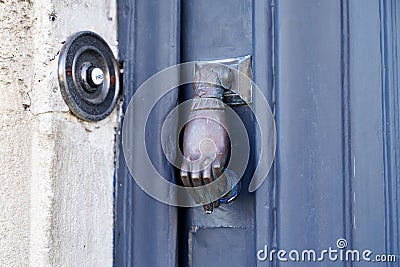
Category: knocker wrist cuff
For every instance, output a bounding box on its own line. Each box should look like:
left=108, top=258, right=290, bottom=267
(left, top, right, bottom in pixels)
left=194, top=86, right=224, bottom=100
left=191, top=97, right=225, bottom=111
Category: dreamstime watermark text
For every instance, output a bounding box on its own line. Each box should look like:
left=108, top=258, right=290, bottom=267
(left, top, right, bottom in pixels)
left=257, top=238, right=397, bottom=263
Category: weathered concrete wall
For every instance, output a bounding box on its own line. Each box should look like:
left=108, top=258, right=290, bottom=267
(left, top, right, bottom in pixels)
left=0, top=1, right=36, bottom=266
left=0, top=0, right=118, bottom=266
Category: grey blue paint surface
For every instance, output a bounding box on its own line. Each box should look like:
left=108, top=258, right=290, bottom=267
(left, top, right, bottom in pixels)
left=115, top=0, right=400, bottom=266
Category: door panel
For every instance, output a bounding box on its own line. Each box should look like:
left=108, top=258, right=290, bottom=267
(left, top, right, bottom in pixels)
left=190, top=228, right=254, bottom=267
left=116, top=0, right=400, bottom=266
left=348, top=0, right=386, bottom=259
left=181, top=0, right=253, bottom=60
left=275, top=2, right=346, bottom=266
left=115, top=1, right=180, bottom=266
left=180, top=1, right=259, bottom=266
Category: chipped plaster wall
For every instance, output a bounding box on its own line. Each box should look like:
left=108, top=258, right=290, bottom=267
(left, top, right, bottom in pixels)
left=0, top=0, right=118, bottom=266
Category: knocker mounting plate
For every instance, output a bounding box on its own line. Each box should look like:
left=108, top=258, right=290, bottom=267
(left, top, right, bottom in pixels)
left=195, top=55, right=252, bottom=106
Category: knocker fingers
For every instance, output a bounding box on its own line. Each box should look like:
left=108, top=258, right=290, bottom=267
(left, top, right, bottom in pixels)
left=180, top=161, right=201, bottom=204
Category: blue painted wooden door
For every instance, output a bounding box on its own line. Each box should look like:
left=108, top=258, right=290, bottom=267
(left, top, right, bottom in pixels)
left=115, top=0, right=400, bottom=266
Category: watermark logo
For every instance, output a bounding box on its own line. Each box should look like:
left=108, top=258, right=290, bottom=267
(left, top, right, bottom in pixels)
left=121, top=62, right=276, bottom=207
left=257, top=238, right=397, bottom=263
left=336, top=238, right=348, bottom=249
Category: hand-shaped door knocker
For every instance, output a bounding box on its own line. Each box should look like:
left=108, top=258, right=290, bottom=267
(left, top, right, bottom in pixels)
left=180, top=64, right=239, bottom=213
